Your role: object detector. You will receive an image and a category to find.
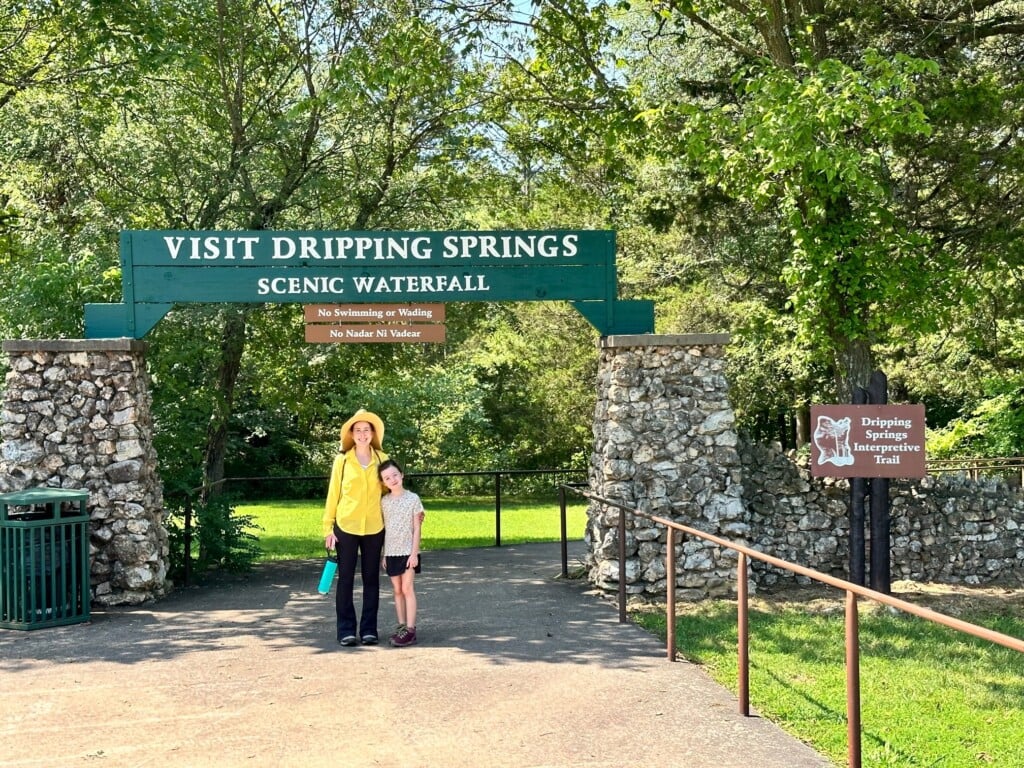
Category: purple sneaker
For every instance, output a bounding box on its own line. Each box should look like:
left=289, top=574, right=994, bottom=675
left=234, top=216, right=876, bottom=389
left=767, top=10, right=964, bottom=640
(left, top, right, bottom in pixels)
left=390, top=626, right=417, bottom=647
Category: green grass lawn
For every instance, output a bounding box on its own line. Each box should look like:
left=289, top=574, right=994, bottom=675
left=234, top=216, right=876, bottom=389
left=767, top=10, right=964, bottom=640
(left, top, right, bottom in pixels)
left=240, top=496, right=588, bottom=560
left=633, top=597, right=1024, bottom=768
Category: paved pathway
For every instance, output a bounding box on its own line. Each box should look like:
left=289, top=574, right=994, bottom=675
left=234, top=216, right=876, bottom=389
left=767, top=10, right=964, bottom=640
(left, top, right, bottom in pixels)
left=0, top=542, right=832, bottom=768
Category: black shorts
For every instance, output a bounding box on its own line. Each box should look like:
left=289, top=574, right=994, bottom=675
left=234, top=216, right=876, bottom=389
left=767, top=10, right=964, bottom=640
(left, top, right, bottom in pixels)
left=385, top=554, right=422, bottom=577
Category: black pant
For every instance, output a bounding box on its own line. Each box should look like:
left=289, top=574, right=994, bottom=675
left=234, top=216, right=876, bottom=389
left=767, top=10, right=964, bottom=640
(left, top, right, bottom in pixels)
left=334, top=525, right=384, bottom=639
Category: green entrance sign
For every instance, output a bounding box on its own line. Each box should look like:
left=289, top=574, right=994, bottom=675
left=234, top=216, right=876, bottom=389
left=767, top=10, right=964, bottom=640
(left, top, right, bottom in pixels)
left=84, top=229, right=654, bottom=338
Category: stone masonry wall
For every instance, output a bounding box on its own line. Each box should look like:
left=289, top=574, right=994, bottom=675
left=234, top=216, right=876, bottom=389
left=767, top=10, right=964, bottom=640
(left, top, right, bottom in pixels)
left=585, top=335, right=1024, bottom=599
left=1, top=340, right=169, bottom=605
left=586, top=334, right=746, bottom=598
left=741, top=440, right=1024, bottom=589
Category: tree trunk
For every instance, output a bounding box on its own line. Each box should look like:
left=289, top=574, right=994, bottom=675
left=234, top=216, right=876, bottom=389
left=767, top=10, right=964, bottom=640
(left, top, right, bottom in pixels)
left=756, top=0, right=796, bottom=68
left=202, top=307, right=249, bottom=498
left=794, top=403, right=811, bottom=448
left=834, top=336, right=873, bottom=403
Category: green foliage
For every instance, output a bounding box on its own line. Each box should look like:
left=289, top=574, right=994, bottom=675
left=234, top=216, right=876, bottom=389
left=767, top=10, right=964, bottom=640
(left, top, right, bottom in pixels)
left=289, top=346, right=489, bottom=479
left=165, top=495, right=263, bottom=581
left=891, top=313, right=1024, bottom=455
left=147, top=306, right=232, bottom=497
left=449, top=303, right=598, bottom=470
left=725, top=303, right=834, bottom=442
left=927, top=385, right=1024, bottom=458
left=530, top=0, right=1023, bottom=434
left=655, top=52, right=941, bottom=384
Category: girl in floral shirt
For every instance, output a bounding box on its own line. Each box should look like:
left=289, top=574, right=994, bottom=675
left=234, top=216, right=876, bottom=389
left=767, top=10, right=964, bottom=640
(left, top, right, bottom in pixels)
left=379, top=458, right=424, bottom=647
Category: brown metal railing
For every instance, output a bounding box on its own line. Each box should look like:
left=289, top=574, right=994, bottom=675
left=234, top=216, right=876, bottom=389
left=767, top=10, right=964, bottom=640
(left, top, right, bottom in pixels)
left=928, top=456, right=1024, bottom=487
left=562, top=486, right=1024, bottom=768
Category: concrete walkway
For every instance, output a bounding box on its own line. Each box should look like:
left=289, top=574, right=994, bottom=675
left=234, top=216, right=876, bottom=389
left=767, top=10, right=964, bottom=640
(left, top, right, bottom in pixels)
left=0, top=542, right=832, bottom=768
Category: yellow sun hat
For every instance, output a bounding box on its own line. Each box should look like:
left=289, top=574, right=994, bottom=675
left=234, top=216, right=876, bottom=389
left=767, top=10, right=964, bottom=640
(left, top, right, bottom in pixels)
left=339, top=408, right=385, bottom=452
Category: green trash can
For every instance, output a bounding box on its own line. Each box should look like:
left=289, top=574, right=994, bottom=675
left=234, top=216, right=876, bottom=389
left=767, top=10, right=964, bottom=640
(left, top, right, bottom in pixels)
left=0, top=488, right=91, bottom=630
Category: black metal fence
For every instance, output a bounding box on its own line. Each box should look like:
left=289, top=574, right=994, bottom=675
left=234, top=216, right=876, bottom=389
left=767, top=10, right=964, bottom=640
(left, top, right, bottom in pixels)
left=175, top=467, right=587, bottom=585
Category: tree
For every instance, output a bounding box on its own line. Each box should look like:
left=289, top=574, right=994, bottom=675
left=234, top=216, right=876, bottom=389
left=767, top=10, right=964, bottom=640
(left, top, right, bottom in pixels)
left=61, top=0, right=494, bottom=492
left=511, top=0, right=1024, bottom=429
left=0, top=1, right=154, bottom=338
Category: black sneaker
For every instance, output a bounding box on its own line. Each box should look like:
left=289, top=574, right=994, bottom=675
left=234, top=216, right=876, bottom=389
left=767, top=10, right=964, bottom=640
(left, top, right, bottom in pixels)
left=339, top=635, right=358, bottom=647
left=360, top=634, right=379, bottom=646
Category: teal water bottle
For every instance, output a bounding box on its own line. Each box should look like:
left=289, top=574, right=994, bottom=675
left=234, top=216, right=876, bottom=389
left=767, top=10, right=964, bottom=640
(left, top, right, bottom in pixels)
left=317, top=550, right=338, bottom=594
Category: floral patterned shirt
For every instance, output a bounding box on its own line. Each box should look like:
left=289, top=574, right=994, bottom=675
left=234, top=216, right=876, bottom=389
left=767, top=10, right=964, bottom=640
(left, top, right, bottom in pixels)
left=382, top=490, right=423, bottom=556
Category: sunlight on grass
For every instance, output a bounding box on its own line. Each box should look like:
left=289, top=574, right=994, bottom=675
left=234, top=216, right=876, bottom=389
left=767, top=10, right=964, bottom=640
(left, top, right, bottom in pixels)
left=633, top=602, right=1024, bottom=768
left=240, top=497, right=588, bottom=561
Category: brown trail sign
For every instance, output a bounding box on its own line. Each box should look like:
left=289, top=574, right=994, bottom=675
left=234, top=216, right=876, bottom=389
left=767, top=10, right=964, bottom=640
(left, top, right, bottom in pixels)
left=809, top=404, right=926, bottom=479
left=811, top=373, right=927, bottom=595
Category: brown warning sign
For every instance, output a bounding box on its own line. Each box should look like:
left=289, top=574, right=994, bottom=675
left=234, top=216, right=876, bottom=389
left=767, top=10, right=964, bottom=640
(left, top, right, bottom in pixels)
left=305, top=324, right=447, bottom=344
left=809, top=404, right=926, bottom=479
left=303, top=304, right=445, bottom=323
left=304, top=303, right=446, bottom=344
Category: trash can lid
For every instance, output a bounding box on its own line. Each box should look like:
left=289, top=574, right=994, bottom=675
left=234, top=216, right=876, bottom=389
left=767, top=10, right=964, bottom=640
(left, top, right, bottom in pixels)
left=0, top=487, right=89, bottom=504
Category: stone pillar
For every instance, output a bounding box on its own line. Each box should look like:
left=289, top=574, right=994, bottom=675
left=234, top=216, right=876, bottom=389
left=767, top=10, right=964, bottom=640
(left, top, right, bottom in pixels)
left=1, top=340, right=169, bottom=605
left=586, top=334, right=747, bottom=599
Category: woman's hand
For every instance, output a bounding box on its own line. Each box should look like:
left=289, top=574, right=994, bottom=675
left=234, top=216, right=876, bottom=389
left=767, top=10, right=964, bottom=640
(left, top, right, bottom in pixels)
left=407, top=553, right=419, bottom=569
left=325, top=532, right=337, bottom=550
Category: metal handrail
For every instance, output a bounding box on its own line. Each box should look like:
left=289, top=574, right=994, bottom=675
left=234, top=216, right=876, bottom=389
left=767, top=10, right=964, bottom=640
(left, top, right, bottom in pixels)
left=929, top=456, right=1024, bottom=467
left=928, top=456, right=1024, bottom=486
left=562, top=485, right=1024, bottom=768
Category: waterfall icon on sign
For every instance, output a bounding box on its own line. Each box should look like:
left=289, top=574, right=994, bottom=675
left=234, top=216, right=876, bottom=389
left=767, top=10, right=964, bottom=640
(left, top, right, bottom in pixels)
left=813, top=415, right=854, bottom=467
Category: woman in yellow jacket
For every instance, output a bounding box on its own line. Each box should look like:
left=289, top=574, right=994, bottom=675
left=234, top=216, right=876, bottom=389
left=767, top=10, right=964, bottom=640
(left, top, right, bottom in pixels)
left=322, top=409, right=388, bottom=646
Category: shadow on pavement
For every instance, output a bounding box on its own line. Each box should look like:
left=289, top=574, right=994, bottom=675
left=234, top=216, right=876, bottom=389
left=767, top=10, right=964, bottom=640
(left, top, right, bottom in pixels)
left=0, top=542, right=651, bottom=670
left=0, top=541, right=833, bottom=768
